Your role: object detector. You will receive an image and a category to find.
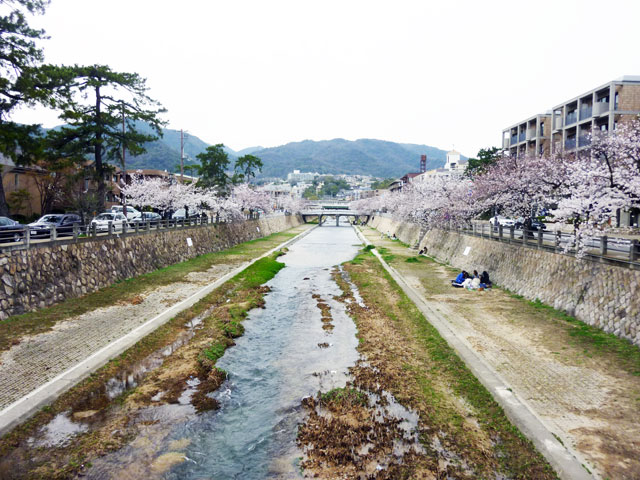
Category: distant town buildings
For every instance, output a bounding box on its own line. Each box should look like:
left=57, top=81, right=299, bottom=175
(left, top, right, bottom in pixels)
left=502, top=76, right=640, bottom=157
left=287, top=170, right=319, bottom=183
left=259, top=170, right=378, bottom=202
left=413, top=149, right=468, bottom=181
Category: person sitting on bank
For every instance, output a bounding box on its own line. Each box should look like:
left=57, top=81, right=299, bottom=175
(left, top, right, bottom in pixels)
left=473, top=270, right=479, bottom=279
left=479, top=271, right=492, bottom=288
left=451, top=271, right=469, bottom=288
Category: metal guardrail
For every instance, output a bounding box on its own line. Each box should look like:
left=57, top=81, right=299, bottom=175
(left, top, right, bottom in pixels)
left=460, top=223, right=640, bottom=270
left=0, top=212, right=279, bottom=252
left=371, top=212, right=640, bottom=270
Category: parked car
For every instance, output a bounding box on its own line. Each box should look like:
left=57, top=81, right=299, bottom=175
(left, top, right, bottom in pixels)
left=90, top=212, right=127, bottom=232
left=139, top=211, right=162, bottom=222
left=110, top=205, right=142, bottom=220
left=489, top=216, right=516, bottom=228
left=515, top=219, right=547, bottom=231
left=171, top=208, right=204, bottom=220
left=29, top=214, right=82, bottom=238
left=0, top=216, right=24, bottom=242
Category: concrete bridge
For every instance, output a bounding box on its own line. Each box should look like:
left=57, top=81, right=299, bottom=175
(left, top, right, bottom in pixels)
left=301, top=208, right=370, bottom=226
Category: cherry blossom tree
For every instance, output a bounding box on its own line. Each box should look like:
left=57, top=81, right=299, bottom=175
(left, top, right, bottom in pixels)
left=472, top=152, right=571, bottom=227
left=278, top=195, right=307, bottom=214
left=231, top=183, right=273, bottom=215
left=552, top=117, right=640, bottom=248
left=353, top=175, right=477, bottom=229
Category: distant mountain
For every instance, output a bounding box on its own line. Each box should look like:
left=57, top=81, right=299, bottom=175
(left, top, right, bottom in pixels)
left=236, top=146, right=264, bottom=156
left=127, top=122, right=235, bottom=173
left=46, top=122, right=455, bottom=179
left=249, top=138, right=451, bottom=179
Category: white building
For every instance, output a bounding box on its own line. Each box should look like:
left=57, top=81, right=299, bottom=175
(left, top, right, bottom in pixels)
left=414, top=149, right=468, bottom=181
left=287, top=170, right=319, bottom=183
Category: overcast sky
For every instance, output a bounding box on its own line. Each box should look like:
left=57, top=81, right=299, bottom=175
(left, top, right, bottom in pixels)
left=11, top=0, right=640, bottom=157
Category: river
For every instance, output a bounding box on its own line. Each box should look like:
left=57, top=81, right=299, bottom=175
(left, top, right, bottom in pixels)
left=87, top=222, right=363, bottom=479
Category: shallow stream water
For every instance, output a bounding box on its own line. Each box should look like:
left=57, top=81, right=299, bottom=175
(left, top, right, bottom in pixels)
left=86, top=223, right=363, bottom=479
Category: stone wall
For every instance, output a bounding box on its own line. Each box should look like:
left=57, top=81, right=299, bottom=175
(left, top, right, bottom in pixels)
left=369, top=215, right=640, bottom=347
left=0, top=215, right=303, bottom=319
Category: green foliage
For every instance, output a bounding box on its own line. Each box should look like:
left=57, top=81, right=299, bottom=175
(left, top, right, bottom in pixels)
left=465, top=146, right=501, bottom=177
left=302, top=186, right=318, bottom=199
left=200, top=341, right=226, bottom=363
left=0, top=1, right=58, bottom=215
left=371, top=178, right=395, bottom=190
left=223, top=321, right=244, bottom=338
left=318, top=176, right=349, bottom=197
left=320, top=387, right=368, bottom=407
left=196, top=144, right=231, bottom=192
left=233, top=255, right=286, bottom=289
left=7, top=188, right=31, bottom=213
left=405, top=256, right=421, bottom=263
left=44, top=64, right=166, bottom=210
left=233, top=154, right=263, bottom=183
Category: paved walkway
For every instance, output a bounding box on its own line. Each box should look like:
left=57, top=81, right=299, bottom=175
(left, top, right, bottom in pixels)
left=0, top=225, right=313, bottom=433
left=357, top=226, right=640, bottom=480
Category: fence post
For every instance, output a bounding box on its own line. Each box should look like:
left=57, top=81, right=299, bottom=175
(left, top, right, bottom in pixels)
left=108, top=221, right=113, bottom=236
left=146, top=221, right=151, bottom=233
left=122, top=221, right=128, bottom=235
left=630, top=240, right=638, bottom=262
left=135, top=221, right=139, bottom=234
left=600, top=236, right=608, bottom=256
left=481, top=223, right=486, bottom=237
left=50, top=225, right=57, bottom=242
left=509, top=226, right=514, bottom=243
left=537, top=229, right=543, bottom=249
left=73, top=223, right=79, bottom=240
left=522, top=228, right=527, bottom=246
left=91, top=223, right=97, bottom=237
left=555, top=231, right=561, bottom=252
left=498, top=224, right=503, bottom=241
left=24, top=227, right=30, bottom=248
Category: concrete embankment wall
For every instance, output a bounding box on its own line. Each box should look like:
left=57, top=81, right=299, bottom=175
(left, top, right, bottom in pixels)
left=0, top=215, right=303, bottom=319
left=369, top=215, right=640, bottom=347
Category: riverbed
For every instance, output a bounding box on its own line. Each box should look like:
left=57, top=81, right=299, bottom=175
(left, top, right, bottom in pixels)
left=86, top=223, right=363, bottom=479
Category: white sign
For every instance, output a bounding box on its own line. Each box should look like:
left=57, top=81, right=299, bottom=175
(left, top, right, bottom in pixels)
left=186, top=237, right=193, bottom=247
left=463, top=246, right=471, bottom=256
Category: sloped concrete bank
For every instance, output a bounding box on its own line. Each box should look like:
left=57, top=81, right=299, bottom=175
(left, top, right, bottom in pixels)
left=369, top=215, right=640, bottom=347
left=0, top=215, right=303, bottom=319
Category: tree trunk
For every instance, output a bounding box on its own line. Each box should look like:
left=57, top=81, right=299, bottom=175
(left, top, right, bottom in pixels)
left=0, top=169, right=9, bottom=217
left=94, top=85, right=106, bottom=212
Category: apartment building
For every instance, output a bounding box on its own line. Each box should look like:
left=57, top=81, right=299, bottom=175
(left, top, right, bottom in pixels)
left=502, top=113, right=552, bottom=158
left=502, top=76, right=640, bottom=156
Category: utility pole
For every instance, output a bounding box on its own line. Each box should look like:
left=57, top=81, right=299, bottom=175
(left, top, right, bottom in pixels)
left=122, top=105, right=127, bottom=219
left=180, top=129, right=185, bottom=182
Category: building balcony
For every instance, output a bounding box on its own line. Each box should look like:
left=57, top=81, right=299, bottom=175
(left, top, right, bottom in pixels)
left=565, top=112, right=577, bottom=126
left=518, top=133, right=526, bottom=143
left=578, top=135, right=591, bottom=148
left=579, top=106, right=592, bottom=121
left=526, top=128, right=536, bottom=140
left=554, top=117, right=563, bottom=130
left=565, top=138, right=576, bottom=150
left=510, top=135, right=518, bottom=145
left=594, top=102, right=610, bottom=115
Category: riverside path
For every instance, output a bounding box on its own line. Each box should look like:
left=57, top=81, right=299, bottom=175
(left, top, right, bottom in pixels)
left=357, top=225, right=640, bottom=480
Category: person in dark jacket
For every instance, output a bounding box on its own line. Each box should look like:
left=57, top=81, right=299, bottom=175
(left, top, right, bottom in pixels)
left=480, top=271, right=492, bottom=288
left=451, top=271, right=469, bottom=288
